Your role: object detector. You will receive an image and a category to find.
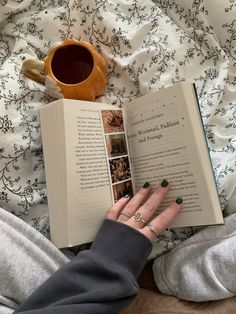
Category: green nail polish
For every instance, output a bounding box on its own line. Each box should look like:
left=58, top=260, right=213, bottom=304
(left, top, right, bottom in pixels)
left=123, top=194, right=130, bottom=198
left=143, top=182, right=150, bottom=189
left=176, top=198, right=183, bottom=205
left=161, top=179, right=169, bottom=188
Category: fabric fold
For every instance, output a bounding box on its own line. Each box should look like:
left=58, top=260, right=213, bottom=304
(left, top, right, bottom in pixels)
left=153, top=212, right=236, bottom=301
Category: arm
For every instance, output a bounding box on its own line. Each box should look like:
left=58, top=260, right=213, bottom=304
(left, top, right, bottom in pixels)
left=15, top=179, right=183, bottom=314
left=14, top=220, right=152, bottom=314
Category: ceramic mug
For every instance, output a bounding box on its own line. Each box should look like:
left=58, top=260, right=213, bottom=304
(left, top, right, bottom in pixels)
left=22, top=38, right=107, bottom=101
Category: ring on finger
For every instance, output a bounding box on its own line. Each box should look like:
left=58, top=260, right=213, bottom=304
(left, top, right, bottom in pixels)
left=133, top=212, right=146, bottom=225
left=147, top=223, right=159, bottom=237
left=120, top=211, right=132, bottom=218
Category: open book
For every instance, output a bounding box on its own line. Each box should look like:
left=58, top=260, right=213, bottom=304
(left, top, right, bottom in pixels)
left=40, top=82, right=224, bottom=248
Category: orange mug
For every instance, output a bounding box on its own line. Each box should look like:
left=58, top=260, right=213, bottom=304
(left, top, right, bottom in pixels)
left=22, top=38, right=107, bottom=101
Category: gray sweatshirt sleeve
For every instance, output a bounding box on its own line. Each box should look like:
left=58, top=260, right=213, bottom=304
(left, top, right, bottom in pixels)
left=14, top=219, right=152, bottom=314
left=153, top=213, right=236, bottom=301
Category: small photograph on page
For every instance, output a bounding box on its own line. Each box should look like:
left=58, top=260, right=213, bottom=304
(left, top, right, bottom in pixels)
left=112, top=180, right=134, bottom=202
left=101, top=110, right=124, bottom=133
left=109, top=156, right=131, bottom=183
left=105, top=133, right=128, bottom=158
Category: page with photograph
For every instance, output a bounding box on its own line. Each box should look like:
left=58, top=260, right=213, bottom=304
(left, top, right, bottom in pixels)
left=62, top=101, right=117, bottom=245
left=100, top=109, right=134, bottom=204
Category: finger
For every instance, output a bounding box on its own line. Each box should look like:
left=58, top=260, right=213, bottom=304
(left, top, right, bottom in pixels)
left=106, top=195, right=130, bottom=220
left=141, top=198, right=183, bottom=240
left=117, top=182, right=152, bottom=222
left=127, top=180, right=170, bottom=228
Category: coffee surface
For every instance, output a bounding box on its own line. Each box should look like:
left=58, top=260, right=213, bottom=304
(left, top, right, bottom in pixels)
left=51, top=45, right=94, bottom=84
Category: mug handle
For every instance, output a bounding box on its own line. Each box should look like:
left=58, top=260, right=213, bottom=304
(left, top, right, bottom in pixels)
left=21, top=59, right=45, bottom=84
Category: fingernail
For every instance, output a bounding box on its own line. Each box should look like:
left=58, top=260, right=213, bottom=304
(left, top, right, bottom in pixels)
left=143, top=182, right=150, bottom=189
left=161, top=179, right=169, bottom=188
left=123, top=194, right=130, bottom=198
left=175, top=198, right=183, bottom=205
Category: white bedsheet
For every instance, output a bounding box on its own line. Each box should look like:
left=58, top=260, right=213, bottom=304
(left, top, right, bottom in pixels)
left=0, top=0, right=235, bottom=257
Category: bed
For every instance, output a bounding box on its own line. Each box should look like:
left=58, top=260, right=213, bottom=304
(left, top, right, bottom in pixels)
left=0, top=0, right=235, bottom=260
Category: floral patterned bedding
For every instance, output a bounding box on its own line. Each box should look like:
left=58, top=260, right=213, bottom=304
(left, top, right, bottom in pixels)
left=0, top=0, right=235, bottom=258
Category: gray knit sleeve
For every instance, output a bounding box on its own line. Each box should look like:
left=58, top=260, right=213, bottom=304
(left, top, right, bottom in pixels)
left=15, top=219, right=152, bottom=314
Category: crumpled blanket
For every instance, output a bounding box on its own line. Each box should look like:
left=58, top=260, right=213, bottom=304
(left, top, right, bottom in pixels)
left=0, top=0, right=235, bottom=258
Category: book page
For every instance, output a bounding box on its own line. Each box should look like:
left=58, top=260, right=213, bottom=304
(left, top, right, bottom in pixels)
left=63, top=101, right=115, bottom=245
left=100, top=109, right=134, bottom=203
left=124, top=83, right=221, bottom=227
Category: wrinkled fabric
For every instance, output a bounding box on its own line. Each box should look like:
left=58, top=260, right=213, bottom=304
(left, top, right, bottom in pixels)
left=0, top=207, right=69, bottom=313
left=154, top=203, right=236, bottom=301
left=0, top=208, right=151, bottom=314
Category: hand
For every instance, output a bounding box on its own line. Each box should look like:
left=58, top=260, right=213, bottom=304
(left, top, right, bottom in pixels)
left=106, top=180, right=183, bottom=240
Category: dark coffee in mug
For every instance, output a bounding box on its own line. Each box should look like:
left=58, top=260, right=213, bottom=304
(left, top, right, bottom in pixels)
left=21, top=38, right=107, bottom=100
left=51, top=45, right=94, bottom=84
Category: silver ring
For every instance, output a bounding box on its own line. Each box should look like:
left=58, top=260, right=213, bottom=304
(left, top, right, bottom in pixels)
left=120, top=212, right=131, bottom=218
left=133, top=212, right=146, bottom=225
left=147, top=223, right=159, bottom=237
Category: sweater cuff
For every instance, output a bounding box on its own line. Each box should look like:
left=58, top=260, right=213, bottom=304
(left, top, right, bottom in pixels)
left=91, top=219, right=152, bottom=278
